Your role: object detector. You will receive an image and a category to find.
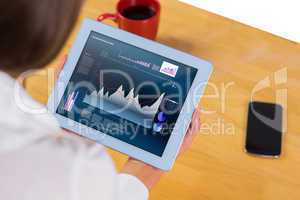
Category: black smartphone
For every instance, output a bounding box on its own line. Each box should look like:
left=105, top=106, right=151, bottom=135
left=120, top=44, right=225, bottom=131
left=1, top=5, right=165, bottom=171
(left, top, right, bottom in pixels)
left=245, top=101, right=283, bottom=157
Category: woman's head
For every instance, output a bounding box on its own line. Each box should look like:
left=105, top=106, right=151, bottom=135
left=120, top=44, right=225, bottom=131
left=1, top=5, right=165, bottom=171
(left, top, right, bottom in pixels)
left=0, top=0, right=83, bottom=73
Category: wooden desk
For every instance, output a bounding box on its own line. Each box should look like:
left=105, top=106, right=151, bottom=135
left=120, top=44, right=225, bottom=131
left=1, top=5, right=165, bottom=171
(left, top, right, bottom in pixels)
left=26, top=0, right=300, bottom=199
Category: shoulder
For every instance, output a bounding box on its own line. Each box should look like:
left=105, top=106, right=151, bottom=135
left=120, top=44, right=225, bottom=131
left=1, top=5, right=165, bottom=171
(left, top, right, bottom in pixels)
left=0, top=71, right=60, bottom=151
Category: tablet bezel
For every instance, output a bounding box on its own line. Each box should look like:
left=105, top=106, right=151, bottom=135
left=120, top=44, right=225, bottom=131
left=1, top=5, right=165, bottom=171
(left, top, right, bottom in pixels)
left=48, top=18, right=213, bottom=170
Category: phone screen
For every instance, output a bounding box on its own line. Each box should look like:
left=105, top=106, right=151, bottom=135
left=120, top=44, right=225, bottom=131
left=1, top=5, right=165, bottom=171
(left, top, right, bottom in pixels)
left=246, top=102, right=283, bottom=157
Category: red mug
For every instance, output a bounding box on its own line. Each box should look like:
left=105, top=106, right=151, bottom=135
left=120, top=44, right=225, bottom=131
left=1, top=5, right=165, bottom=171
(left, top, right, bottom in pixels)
left=97, top=0, right=161, bottom=40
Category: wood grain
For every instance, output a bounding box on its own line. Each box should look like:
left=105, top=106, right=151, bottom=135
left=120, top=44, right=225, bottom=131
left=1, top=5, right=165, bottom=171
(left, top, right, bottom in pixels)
left=25, top=0, right=300, bottom=199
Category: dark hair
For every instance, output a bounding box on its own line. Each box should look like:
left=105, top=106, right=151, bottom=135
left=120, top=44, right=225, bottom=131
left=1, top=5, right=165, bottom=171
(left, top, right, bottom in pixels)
left=0, top=0, right=83, bottom=72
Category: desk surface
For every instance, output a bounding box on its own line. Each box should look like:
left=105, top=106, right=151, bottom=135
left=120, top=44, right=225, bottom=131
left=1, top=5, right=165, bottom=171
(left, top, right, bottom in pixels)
left=26, top=0, right=300, bottom=199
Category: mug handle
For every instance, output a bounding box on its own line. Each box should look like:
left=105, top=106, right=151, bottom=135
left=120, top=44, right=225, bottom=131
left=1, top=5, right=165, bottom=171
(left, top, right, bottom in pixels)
left=97, top=13, right=118, bottom=22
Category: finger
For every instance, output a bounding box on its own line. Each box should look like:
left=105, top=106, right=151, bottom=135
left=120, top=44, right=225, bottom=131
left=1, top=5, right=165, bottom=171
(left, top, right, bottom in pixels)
left=55, top=55, right=68, bottom=80
left=57, top=55, right=68, bottom=72
left=189, top=112, right=200, bottom=140
left=179, top=109, right=201, bottom=154
left=186, top=111, right=197, bottom=135
left=189, top=109, right=200, bottom=135
left=193, top=109, right=201, bottom=132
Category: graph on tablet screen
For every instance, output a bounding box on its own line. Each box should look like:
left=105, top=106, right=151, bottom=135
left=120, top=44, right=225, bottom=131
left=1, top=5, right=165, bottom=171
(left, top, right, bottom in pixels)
left=56, top=31, right=197, bottom=156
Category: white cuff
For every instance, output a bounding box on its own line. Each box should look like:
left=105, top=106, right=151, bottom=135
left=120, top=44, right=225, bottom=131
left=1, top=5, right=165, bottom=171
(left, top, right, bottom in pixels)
left=117, top=173, right=149, bottom=200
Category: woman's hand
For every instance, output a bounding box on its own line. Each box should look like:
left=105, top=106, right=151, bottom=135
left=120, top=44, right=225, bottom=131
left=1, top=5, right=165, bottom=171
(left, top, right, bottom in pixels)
left=121, top=109, right=201, bottom=190
left=178, top=109, right=201, bottom=154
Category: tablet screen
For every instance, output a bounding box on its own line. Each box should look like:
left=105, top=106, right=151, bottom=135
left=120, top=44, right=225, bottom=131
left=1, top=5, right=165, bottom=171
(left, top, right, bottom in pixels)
left=56, top=31, right=197, bottom=156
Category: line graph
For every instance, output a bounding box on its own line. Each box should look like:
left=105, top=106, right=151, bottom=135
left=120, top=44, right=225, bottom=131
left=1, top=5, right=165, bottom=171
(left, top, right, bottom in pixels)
left=83, top=85, right=165, bottom=128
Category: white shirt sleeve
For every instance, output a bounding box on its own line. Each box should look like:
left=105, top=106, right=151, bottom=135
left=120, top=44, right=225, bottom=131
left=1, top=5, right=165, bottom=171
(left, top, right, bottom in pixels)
left=117, top=174, right=149, bottom=200
left=0, top=71, right=149, bottom=200
left=64, top=135, right=149, bottom=200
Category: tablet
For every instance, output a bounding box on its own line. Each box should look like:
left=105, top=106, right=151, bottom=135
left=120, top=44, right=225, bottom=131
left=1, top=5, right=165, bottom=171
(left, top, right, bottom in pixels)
left=48, top=18, right=213, bottom=170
